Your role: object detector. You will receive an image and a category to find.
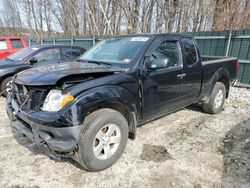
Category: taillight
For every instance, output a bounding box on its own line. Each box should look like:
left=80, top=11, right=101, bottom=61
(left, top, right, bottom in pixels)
left=236, top=60, right=240, bottom=77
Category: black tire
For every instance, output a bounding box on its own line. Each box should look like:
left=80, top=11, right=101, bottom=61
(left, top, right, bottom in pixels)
left=1, top=76, right=13, bottom=97
left=202, top=82, right=226, bottom=114
left=78, top=108, right=128, bottom=172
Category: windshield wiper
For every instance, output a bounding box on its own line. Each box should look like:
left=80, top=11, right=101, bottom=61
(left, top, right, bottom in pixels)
left=90, top=61, right=112, bottom=66
left=77, top=59, right=112, bottom=66
left=76, top=59, right=86, bottom=62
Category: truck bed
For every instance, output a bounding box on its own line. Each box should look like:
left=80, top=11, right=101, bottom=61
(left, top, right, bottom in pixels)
left=199, top=56, right=238, bottom=101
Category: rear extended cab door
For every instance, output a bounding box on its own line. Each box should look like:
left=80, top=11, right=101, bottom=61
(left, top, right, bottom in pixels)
left=180, top=37, right=203, bottom=104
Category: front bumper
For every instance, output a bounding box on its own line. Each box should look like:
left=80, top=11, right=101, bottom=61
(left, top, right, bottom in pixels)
left=6, top=97, right=81, bottom=160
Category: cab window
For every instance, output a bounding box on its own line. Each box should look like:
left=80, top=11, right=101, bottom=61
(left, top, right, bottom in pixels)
left=10, top=39, right=24, bottom=48
left=0, top=40, right=8, bottom=50
left=62, top=47, right=82, bottom=59
left=151, top=41, right=182, bottom=67
left=182, top=38, right=198, bottom=66
left=34, top=48, right=61, bottom=62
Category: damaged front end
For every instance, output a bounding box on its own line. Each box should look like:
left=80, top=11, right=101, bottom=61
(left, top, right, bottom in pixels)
left=6, top=61, right=134, bottom=164
left=6, top=82, right=83, bottom=161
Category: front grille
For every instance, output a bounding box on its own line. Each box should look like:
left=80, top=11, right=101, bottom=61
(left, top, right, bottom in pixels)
left=12, top=83, right=48, bottom=111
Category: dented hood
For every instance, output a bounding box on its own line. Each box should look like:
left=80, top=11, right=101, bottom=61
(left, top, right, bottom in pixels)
left=15, top=61, right=125, bottom=86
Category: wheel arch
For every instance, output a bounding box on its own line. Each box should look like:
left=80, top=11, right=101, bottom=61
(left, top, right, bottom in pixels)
left=71, top=85, right=140, bottom=140
left=0, top=66, right=28, bottom=89
left=200, top=67, right=230, bottom=102
left=217, top=76, right=230, bottom=98
left=0, top=72, right=16, bottom=94
left=0, top=73, right=15, bottom=86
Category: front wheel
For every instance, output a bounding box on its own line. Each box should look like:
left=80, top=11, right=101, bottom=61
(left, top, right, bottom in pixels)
left=202, top=82, right=226, bottom=114
left=78, top=108, right=128, bottom=172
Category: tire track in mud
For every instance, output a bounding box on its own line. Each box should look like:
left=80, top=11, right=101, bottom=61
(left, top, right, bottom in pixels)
left=165, top=114, right=212, bottom=145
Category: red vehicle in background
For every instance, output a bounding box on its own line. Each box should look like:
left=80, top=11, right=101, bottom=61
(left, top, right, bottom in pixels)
left=0, top=37, right=27, bottom=59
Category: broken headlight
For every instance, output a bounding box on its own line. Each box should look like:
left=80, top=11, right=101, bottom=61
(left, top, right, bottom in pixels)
left=42, top=89, right=74, bottom=112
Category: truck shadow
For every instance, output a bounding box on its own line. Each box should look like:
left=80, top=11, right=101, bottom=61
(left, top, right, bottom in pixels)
left=219, top=118, right=250, bottom=187
left=185, top=104, right=203, bottom=112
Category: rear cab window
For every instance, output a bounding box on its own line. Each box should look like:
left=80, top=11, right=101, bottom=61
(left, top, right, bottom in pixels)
left=0, top=40, right=8, bottom=50
left=182, top=38, right=198, bottom=66
left=10, top=39, right=24, bottom=48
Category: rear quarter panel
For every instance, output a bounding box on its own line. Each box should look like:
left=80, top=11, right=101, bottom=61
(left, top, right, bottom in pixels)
left=199, top=57, right=237, bottom=101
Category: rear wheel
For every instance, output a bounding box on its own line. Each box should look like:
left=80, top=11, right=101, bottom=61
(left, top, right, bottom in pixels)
left=1, top=77, right=13, bottom=97
left=202, top=82, right=226, bottom=114
left=78, top=108, right=128, bottom=172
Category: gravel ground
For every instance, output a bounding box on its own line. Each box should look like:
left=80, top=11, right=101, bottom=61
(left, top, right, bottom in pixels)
left=0, top=86, right=250, bottom=188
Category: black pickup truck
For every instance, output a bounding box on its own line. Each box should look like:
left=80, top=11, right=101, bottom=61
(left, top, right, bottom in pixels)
left=6, top=34, right=238, bottom=172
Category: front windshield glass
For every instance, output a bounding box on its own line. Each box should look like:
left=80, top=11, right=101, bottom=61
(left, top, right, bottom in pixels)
left=79, top=36, right=150, bottom=64
left=7, top=46, right=39, bottom=61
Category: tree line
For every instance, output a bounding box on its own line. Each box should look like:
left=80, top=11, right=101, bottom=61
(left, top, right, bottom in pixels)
left=0, top=0, right=250, bottom=38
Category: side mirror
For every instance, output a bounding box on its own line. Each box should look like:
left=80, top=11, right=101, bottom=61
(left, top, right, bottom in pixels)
left=29, top=57, right=38, bottom=64
left=148, top=58, right=169, bottom=70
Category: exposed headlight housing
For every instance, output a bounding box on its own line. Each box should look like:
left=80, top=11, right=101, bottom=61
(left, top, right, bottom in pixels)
left=42, top=90, right=74, bottom=112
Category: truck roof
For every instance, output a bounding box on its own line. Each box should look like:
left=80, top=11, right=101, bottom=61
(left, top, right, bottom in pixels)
left=28, top=44, right=85, bottom=49
left=106, top=33, right=193, bottom=39
left=0, top=36, right=25, bottom=40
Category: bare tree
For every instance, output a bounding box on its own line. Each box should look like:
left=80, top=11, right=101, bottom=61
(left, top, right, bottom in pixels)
left=1, top=0, right=250, bottom=37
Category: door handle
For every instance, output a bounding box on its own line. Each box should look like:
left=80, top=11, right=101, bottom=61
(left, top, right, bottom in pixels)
left=177, top=73, right=186, bottom=78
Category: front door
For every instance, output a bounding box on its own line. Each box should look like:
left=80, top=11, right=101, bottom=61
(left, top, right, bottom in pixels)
left=142, top=37, right=186, bottom=120
left=32, top=47, right=62, bottom=66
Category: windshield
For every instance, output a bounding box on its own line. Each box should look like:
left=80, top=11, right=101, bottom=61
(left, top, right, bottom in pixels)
left=79, top=36, right=150, bottom=64
left=7, top=46, right=39, bottom=61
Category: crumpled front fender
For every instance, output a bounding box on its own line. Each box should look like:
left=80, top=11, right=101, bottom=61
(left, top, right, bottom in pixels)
left=63, top=85, right=140, bottom=139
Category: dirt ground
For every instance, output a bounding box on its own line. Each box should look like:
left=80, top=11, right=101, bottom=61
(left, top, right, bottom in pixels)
left=0, top=86, right=250, bottom=188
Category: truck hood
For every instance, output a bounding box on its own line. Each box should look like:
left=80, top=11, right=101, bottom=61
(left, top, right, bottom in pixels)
left=15, top=61, right=126, bottom=86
